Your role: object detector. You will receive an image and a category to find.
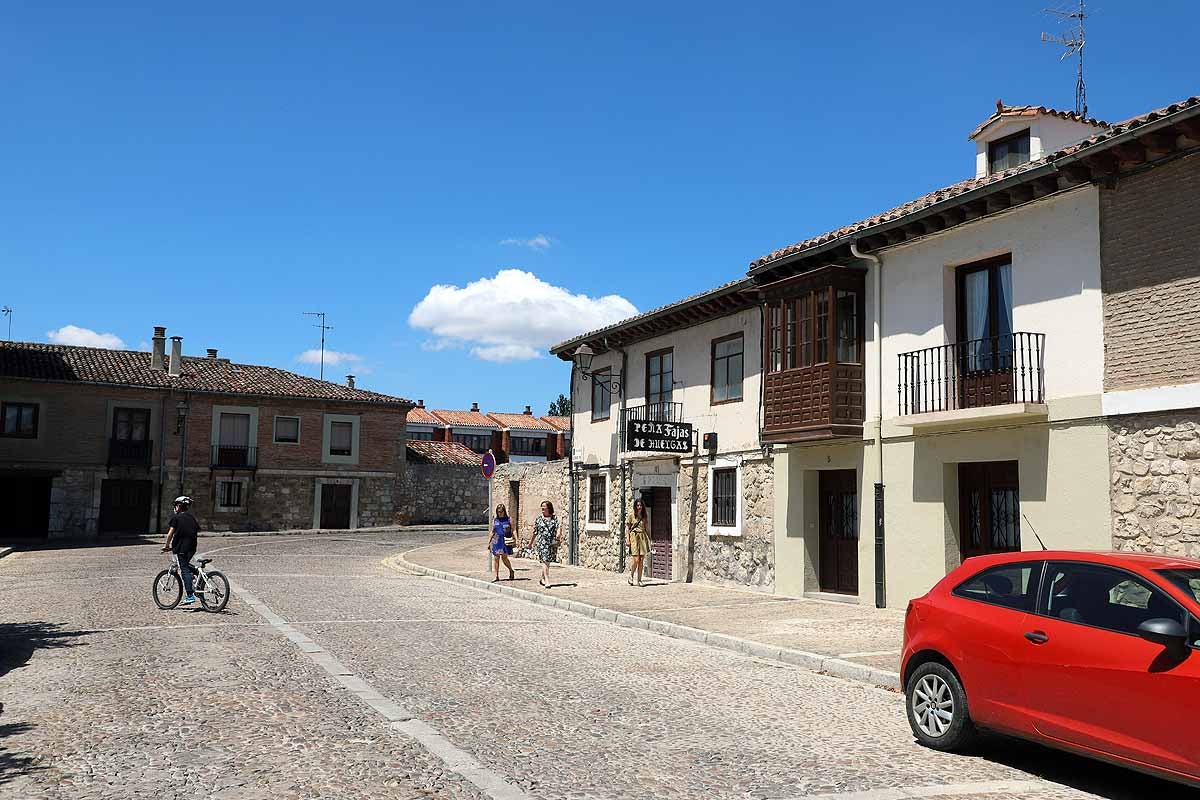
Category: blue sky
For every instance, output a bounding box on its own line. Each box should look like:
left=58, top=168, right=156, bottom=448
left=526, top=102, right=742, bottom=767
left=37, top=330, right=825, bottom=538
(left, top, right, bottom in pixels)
left=3, top=2, right=1196, bottom=413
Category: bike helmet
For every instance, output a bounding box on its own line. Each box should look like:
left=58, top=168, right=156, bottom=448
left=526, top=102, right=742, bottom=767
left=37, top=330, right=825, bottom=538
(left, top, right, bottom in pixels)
left=173, top=495, right=193, bottom=508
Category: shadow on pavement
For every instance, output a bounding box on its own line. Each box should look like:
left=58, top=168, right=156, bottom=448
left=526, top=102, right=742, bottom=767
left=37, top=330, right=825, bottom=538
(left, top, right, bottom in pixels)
left=1, top=536, right=161, bottom=552
left=0, top=720, right=41, bottom=787
left=0, top=622, right=90, bottom=680
left=972, top=734, right=1194, bottom=799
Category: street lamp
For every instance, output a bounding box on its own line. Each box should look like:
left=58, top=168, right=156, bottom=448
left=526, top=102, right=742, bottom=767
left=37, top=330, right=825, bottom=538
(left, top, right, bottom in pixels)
left=572, top=344, right=621, bottom=394
left=175, top=400, right=188, bottom=434
left=175, top=398, right=190, bottom=497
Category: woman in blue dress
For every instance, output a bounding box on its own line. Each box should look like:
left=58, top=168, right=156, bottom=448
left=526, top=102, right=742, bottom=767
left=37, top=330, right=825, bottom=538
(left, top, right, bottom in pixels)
left=489, top=503, right=516, bottom=582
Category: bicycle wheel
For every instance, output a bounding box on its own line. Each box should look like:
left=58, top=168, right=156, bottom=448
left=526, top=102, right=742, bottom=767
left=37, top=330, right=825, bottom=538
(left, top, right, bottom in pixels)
left=198, top=570, right=231, bottom=612
left=152, top=569, right=182, bottom=609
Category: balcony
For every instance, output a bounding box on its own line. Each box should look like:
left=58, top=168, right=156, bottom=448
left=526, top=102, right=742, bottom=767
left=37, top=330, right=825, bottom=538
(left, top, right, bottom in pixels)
left=108, top=438, right=153, bottom=467
left=211, top=445, right=258, bottom=470
left=896, top=332, right=1047, bottom=429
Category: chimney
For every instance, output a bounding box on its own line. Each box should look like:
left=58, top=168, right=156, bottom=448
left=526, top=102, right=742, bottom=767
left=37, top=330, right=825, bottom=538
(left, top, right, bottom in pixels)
left=150, top=327, right=166, bottom=371
left=417, top=400, right=425, bottom=408
left=168, top=336, right=183, bottom=377
left=346, top=375, right=356, bottom=389
left=206, top=348, right=218, bottom=360
left=524, top=405, right=532, bottom=415
left=470, top=402, right=479, bottom=412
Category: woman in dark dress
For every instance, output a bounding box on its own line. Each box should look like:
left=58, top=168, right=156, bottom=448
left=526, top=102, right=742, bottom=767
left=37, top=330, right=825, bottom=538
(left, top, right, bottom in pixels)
left=527, top=500, right=559, bottom=588
left=489, top=503, right=516, bottom=582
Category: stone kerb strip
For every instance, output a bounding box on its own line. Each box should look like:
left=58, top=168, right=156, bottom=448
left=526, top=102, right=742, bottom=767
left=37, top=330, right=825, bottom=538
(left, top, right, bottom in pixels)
left=385, top=552, right=902, bottom=692
left=233, top=582, right=531, bottom=800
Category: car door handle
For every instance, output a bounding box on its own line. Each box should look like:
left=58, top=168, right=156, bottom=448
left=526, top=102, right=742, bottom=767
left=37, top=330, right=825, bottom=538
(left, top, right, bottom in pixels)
left=1024, top=631, right=1049, bottom=645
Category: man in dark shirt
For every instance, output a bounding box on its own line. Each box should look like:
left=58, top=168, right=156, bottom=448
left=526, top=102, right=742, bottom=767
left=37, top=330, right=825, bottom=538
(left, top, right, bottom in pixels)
left=162, top=496, right=201, bottom=604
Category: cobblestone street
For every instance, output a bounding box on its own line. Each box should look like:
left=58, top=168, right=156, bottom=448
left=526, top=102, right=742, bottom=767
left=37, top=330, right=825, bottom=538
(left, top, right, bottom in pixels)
left=0, top=531, right=1189, bottom=799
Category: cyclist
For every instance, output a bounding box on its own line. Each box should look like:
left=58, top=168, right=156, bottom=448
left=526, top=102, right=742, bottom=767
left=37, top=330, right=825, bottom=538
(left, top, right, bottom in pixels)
left=162, top=496, right=201, bottom=605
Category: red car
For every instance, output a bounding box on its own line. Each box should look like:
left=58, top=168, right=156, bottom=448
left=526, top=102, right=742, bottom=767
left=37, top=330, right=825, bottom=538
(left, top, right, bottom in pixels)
left=902, top=550, right=1200, bottom=786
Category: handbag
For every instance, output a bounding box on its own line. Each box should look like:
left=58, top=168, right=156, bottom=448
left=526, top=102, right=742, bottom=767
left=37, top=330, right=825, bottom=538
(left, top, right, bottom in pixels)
left=502, top=521, right=515, bottom=549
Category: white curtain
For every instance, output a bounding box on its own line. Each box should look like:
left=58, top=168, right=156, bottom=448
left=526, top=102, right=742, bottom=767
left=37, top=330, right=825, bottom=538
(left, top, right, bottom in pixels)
left=219, top=413, right=250, bottom=446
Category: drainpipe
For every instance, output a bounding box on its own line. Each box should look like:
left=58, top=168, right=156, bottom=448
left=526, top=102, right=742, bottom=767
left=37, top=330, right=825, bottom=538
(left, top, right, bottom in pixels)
left=568, top=362, right=578, bottom=565
left=177, top=392, right=190, bottom=498
left=614, top=341, right=629, bottom=574
left=851, top=240, right=886, bottom=609
left=156, top=393, right=167, bottom=533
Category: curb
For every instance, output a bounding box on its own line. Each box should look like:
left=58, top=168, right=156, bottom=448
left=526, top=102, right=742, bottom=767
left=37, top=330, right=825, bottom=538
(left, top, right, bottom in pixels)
left=198, top=524, right=488, bottom=539
left=385, top=551, right=902, bottom=692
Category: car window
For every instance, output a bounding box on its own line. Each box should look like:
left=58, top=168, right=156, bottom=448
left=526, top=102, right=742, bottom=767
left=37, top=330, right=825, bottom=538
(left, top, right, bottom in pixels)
left=953, top=563, right=1039, bottom=613
left=1191, top=617, right=1200, bottom=650
left=1156, top=568, right=1200, bottom=605
left=1040, top=562, right=1184, bottom=636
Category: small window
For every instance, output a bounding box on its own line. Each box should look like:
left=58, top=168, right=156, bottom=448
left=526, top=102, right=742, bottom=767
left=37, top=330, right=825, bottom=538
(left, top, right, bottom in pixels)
left=711, top=467, right=737, bottom=527
left=452, top=433, right=491, bottom=453
left=988, top=129, right=1031, bottom=174
left=1040, top=562, right=1185, bottom=636
left=591, top=369, right=612, bottom=422
left=815, top=291, right=830, bottom=363
left=646, top=349, right=674, bottom=405
left=953, top=562, right=1040, bottom=613
left=836, top=290, right=859, bottom=363
left=329, top=421, right=354, bottom=456
left=799, top=294, right=814, bottom=367
left=113, top=407, right=150, bottom=441
left=1, top=402, right=38, bottom=438
left=588, top=476, right=607, bottom=524
left=407, top=430, right=435, bottom=441
left=784, top=303, right=797, bottom=370
left=510, top=436, right=547, bottom=456
left=711, top=334, right=744, bottom=404
left=217, top=480, right=243, bottom=508
left=274, top=416, right=300, bottom=444
left=768, top=305, right=782, bottom=373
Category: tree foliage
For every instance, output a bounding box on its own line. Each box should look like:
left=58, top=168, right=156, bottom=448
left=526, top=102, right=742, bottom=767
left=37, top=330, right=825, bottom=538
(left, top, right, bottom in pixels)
left=547, top=393, right=572, bottom=416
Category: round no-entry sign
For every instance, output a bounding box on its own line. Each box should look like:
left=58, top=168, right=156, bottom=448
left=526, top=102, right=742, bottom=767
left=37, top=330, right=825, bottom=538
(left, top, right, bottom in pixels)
left=481, top=451, right=496, bottom=479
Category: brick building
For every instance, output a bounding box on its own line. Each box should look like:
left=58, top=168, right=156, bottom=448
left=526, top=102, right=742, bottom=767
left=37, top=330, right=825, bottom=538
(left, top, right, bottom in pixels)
left=404, top=401, right=570, bottom=463
left=0, top=327, right=413, bottom=538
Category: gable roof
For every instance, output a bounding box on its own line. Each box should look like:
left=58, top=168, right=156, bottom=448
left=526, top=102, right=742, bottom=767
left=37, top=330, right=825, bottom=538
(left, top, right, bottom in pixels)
left=406, top=405, right=444, bottom=426
left=750, top=95, right=1200, bottom=272
left=968, top=102, right=1109, bottom=140
left=406, top=440, right=482, bottom=466
left=488, top=412, right=556, bottom=431
left=542, top=415, right=570, bottom=431
left=431, top=408, right=498, bottom=428
left=0, top=341, right=412, bottom=407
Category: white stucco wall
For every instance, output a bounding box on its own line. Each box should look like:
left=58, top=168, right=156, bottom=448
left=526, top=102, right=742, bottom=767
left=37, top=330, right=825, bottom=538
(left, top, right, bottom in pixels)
left=570, top=308, right=763, bottom=467
left=880, top=186, right=1104, bottom=420
left=973, top=115, right=1107, bottom=177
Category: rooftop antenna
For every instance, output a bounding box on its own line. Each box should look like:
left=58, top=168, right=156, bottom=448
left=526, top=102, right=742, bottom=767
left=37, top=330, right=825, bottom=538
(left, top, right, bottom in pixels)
left=1, top=306, right=11, bottom=341
left=1041, top=0, right=1089, bottom=117
left=303, top=311, right=333, bottom=380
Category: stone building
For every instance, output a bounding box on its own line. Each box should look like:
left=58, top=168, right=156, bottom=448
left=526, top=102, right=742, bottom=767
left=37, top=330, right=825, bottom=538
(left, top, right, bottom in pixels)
left=1099, top=111, right=1200, bottom=556
left=0, top=328, right=412, bottom=538
left=397, top=440, right=489, bottom=525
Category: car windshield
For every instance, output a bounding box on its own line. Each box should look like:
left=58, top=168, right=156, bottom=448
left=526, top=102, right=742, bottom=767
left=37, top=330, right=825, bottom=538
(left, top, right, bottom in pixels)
left=1156, top=569, right=1200, bottom=605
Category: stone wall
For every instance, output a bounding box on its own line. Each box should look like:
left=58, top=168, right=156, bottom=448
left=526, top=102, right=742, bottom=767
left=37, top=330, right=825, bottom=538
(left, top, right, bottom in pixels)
left=677, top=458, right=775, bottom=590
left=491, top=460, right=571, bottom=562
left=577, top=467, right=626, bottom=572
left=397, top=464, right=488, bottom=525
left=1109, top=412, right=1200, bottom=557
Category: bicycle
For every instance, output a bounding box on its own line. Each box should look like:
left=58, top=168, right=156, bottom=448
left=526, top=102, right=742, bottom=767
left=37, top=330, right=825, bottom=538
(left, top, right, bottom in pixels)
left=152, top=553, right=231, bottom=612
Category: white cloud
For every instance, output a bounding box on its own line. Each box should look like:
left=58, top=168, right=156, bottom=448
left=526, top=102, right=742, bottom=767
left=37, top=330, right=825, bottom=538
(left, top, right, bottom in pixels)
left=408, top=269, right=637, bottom=363
left=420, top=338, right=460, bottom=352
left=47, top=325, right=126, bottom=349
left=295, top=349, right=373, bottom=376
left=499, top=234, right=552, bottom=250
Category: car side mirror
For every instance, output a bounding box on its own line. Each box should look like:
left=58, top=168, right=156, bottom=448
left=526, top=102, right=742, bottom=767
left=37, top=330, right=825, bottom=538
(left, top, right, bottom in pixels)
left=1137, top=618, right=1189, bottom=649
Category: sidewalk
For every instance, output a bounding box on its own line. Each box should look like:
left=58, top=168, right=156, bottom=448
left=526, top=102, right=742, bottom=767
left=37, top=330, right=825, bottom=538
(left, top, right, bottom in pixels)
left=391, top=536, right=905, bottom=690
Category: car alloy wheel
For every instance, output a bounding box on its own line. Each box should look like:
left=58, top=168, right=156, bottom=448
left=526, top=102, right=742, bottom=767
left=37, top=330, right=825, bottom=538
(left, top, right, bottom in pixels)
left=905, top=661, right=975, bottom=752
left=912, top=673, right=954, bottom=737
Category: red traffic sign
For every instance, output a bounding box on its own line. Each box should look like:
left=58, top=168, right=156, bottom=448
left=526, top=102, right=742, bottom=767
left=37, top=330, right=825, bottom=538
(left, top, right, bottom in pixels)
left=481, top=451, right=496, bottom=479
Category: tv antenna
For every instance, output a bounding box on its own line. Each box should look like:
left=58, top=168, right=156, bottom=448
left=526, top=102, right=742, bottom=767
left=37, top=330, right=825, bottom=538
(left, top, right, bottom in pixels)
left=303, top=311, right=333, bottom=380
left=1042, top=1, right=1089, bottom=117
left=1, top=306, right=11, bottom=341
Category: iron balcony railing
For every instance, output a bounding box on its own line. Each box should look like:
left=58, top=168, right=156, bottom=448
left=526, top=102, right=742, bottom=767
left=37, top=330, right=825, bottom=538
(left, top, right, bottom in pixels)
left=108, top=438, right=153, bottom=467
left=211, top=445, right=258, bottom=469
left=619, top=401, right=685, bottom=443
left=898, top=332, right=1045, bottom=416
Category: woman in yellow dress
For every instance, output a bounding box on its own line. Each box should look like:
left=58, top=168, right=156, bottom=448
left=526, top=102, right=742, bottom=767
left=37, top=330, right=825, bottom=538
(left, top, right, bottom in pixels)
left=626, top=497, right=651, bottom=587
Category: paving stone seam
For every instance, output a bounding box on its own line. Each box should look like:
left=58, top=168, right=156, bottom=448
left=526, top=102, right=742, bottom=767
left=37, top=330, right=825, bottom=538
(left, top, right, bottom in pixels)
left=229, top=580, right=531, bottom=800
left=386, top=552, right=903, bottom=691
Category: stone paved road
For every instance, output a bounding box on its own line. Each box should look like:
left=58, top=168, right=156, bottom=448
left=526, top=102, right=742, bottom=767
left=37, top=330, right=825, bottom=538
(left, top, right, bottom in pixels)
left=0, top=531, right=1190, bottom=799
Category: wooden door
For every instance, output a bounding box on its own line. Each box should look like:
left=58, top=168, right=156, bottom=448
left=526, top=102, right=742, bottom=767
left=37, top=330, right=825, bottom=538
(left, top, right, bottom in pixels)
left=99, top=479, right=152, bottom=534
left=646, top=488, right=672, bottom=581
left=958, top=461, right=1020, bottom=560
left=818, top=470, right=859, bottom=594
left=320, top=484, right=353, bottom=529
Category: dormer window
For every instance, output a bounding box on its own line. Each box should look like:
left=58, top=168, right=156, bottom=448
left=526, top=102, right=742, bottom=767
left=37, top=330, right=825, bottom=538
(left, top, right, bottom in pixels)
left=988, top=129, right=1031, bottom=174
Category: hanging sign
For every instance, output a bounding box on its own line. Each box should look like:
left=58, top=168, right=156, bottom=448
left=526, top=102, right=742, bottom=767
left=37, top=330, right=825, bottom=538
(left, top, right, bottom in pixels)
left=625, top=419, right=694, bottom=453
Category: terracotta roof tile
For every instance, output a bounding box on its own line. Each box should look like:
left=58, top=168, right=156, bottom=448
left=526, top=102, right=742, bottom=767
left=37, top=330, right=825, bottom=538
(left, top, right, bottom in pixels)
left=968, top=103, right=1109, bottom=140
left=487, top=412, right=556, bottom=431
left=750, top=95, right=1200, bottom=271
left=542, top=415, right=570, bottom=431
left=431, top=409, right=498, bottom=428
left=406, top=441, right=482, bottom=466
left=0, top=341, right=412, bottom=406
left=406, top=406, right=444, bottom=426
